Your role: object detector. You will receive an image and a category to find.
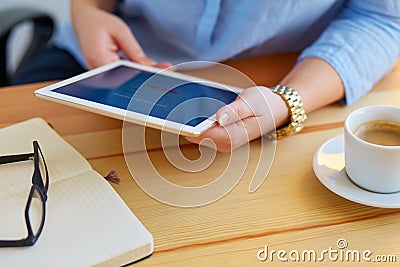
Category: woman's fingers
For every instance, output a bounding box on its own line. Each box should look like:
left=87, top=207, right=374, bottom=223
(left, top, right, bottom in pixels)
left=216, top=86, right=269, bottom=126
left=187, top=116, right=264, bottom=152
left=186, top=86, right=279, bottom=152
left=111, top=22, right=156, bottom=65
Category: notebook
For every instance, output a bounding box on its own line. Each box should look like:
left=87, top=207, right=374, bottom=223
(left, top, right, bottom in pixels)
left=0, top=118, right=153, bottom=266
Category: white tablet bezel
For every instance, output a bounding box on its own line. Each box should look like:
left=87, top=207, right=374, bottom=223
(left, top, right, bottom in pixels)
left=34, top=60, right=243, bottom=137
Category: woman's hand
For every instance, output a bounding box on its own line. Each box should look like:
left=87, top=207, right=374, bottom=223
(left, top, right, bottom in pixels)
left=187, top=57, right=345, bottom=152
left=186, top=86, right=289, bottom=152
left=71, top=0, right=170, bottom=69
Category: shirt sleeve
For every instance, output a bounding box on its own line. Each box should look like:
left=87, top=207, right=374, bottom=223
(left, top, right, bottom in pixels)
left=298, top=0, right=400, bottom=105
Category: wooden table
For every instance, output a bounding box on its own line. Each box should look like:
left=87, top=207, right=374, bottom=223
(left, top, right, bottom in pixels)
left=1, top=54, right=399, bottom=266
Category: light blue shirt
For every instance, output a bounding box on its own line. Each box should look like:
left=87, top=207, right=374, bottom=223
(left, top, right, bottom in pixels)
left=55, top=0, right=400, bottom=105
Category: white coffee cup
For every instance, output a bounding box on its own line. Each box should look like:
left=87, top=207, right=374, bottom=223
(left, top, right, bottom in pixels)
left=344, top=105, right=400, bottom=194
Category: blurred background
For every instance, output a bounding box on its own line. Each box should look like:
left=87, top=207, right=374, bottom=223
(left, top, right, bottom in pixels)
left=0, top=0, right=69, bottom=75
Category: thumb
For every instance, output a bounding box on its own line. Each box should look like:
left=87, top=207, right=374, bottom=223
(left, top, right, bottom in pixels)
left=217, top=96, right=254, bottom=126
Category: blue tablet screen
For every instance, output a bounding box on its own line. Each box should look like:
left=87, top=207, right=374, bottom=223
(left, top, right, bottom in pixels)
left=53, top=66, right=238, bottom=126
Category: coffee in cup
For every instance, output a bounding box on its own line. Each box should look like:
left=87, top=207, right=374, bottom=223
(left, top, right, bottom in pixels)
left=344, top=105, right=400, bottom=194
left=353, top=120, right=400, bottom=147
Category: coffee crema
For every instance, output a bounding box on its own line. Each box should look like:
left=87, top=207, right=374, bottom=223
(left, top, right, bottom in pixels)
left=353, top=120, right=400, bottom=146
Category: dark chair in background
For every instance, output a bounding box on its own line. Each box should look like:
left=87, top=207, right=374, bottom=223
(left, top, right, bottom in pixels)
left=0, top=8, right=54, bottom=87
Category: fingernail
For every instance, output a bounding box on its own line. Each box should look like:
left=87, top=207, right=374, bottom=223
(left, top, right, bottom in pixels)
left=219, top=112, right=229, bottom=126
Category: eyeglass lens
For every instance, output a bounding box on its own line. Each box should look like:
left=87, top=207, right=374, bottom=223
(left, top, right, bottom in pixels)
left=0, top=142, right=47, bottom=242
left=28, top=187, right=45, bottom=237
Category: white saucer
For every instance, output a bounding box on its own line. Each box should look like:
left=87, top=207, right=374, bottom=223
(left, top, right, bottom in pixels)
left=313, top=134, right=400, bottom=208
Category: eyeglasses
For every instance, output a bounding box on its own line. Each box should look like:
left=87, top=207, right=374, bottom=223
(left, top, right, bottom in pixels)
left=0, top=141, right=49, bottom=247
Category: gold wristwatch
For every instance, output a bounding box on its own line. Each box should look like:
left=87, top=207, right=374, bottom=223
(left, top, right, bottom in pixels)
left=270, top=85, right=307, bottom=140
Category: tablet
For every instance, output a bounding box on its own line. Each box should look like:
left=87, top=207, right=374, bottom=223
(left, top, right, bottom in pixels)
left=34, top=60, right=242, bottom=137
